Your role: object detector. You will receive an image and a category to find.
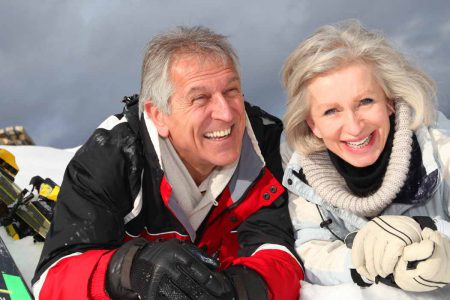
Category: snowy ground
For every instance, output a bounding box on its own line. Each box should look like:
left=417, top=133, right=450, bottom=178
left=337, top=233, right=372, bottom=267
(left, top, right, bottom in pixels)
left=1, top=145, right=449, bottom=299
left=0, top=145, right=74, bottom=289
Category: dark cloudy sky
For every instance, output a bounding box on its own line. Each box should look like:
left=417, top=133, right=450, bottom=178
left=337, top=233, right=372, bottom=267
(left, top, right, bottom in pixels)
left=1, top=0, right=449, bottom=148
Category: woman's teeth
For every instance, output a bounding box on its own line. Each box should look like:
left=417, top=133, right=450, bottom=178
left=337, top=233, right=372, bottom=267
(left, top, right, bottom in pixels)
left=346, top=133, right=372, bottom=149
left=204, top=128, right=232, bottom=139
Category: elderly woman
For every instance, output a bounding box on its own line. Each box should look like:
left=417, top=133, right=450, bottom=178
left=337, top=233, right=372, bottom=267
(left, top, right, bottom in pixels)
left=282, top=20, right=450, bottom=292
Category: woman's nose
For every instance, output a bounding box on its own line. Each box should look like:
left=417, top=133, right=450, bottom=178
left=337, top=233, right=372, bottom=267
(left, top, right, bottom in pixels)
left=343, top=111, right=363, bottom=136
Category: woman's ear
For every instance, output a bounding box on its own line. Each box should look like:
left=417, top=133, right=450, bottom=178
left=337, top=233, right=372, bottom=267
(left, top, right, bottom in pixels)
left=144, top=101, right=170, bottom=137
left=387, top=99, right=396, bottom=115
left=306, top=117, right=322, bottom=139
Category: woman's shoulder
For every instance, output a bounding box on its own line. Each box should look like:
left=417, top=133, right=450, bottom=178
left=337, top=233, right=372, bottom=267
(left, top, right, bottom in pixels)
left=425, top=111, right=450, bottom=154
left=436, top=111, right=450, bottom=133
left=414, top=113, right=450, bottom=185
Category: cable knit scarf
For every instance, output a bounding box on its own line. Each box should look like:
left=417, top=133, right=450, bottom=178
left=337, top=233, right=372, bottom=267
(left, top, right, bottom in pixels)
left=299, top=100, right=413, bottom=217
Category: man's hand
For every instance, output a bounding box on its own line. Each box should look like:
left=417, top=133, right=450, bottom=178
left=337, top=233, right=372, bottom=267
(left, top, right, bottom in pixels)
left=394, top=228, right=450, bottom=292
left=106, top=238, right=267, bottom=300
left=352, top=216, right=422, bottom=281
left=106, top=238, right=234, bottom=299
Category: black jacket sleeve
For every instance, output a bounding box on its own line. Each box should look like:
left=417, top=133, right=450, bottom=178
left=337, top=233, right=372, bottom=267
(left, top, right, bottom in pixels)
left=32, top=119, right=143, bottom=284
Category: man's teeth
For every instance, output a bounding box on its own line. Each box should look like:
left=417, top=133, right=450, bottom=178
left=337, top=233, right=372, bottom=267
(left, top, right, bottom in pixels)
left=346, top=133, right=372, bottom=148
left=205, top=128, right=231, bottom=139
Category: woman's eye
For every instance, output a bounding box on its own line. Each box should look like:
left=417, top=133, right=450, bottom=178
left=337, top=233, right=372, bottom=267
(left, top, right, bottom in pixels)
left=324, top=108, right=337, bottom=116
left=360, top=98, right=374, bottom=106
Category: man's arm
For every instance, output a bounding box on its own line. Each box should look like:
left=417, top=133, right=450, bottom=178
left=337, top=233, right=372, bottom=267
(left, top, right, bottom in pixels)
left=33, top=116, right=142, bottom=299
left=241, top=104, right=303, bottom=299
left=233, top=196, right=304, bottom=300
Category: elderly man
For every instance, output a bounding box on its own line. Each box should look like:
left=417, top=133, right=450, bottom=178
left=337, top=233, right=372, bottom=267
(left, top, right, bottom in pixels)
left=32, top=26, right=303, bottom=299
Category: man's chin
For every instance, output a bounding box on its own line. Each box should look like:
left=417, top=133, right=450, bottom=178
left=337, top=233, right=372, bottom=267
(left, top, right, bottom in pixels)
left=208, top=153, right=240, bottom=168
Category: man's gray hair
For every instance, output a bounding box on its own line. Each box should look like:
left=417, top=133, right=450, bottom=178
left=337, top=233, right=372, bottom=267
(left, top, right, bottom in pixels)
left=139, top=26, right=240, bottom=115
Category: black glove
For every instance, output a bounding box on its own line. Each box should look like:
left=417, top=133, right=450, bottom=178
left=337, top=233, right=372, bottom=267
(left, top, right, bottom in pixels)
left=106, top=238, right=268, bottom=300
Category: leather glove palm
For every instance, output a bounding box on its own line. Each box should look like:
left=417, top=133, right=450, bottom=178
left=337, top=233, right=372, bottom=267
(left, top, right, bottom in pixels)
left=106, top=238, right=268, bottom=300
left=106, top=238, right=234, bottom=300
left=394, top=228, right=450, bottom=292
left=352, top=216, right=422, bottom=281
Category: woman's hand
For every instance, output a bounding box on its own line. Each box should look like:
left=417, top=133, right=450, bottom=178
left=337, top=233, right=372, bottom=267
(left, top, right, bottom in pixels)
left=352, top=216, right=422, bottom=281
left=394, top=228, right=450, bottom=292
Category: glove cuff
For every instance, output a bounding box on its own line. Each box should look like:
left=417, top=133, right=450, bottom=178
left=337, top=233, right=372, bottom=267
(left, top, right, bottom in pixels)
left=225, top=265, right=268, bottom=300
left=375, top=274, right=400, bottom=288
left=350, top=269, right=372, bottom=287
left=412, top=216, right=437, bottom=231
left=105, top=238, right=148, bottom=299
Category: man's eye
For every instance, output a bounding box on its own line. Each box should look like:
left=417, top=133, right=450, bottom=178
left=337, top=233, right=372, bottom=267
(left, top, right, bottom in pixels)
left=224, top=88, right=240, bottom=97
left=193, top=95, right=207, bottom=101
left=324, top=108, right=337, bottom=116
left=360, top=98, right=374, bottom=106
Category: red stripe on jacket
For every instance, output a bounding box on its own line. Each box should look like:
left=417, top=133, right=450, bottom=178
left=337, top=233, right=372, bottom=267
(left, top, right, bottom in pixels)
left=234, top=248, right=303, bottom=300
left=38, top=250, right=114, bottom=300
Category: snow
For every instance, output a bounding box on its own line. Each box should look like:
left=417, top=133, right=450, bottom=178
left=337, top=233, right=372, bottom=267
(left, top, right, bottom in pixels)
left=300, top=280, right=450, bottom=300
left=0, top=145, right=73, bottom=289
left=0, top=227, right=42, bottom=289
left=1, top=145, right=449, bottom=299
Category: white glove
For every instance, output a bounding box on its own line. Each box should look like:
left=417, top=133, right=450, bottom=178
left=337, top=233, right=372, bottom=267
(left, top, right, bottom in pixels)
left=394, top=228, right=450, bottom=292
left=352, top=216, right=422, bottom=281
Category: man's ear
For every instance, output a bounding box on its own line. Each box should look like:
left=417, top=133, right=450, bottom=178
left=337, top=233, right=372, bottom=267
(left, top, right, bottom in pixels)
left=144, top=101, right=170, bottom=137
left=306, top=117, right=322, bottom=139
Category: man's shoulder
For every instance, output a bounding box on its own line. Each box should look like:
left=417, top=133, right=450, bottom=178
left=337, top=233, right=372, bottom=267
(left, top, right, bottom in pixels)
left=93, top=96, right=141, bottom=144
left=94, top=94, right=141, bottom=138
left=244, top=101, right=283, bottom=146
left=244, top=101, right=284, bottom=181
left=94, top=113, right=138, bottom=143
left=74, top=106, right=143, bottom=164
left=244, top=101, right=282, bottom=128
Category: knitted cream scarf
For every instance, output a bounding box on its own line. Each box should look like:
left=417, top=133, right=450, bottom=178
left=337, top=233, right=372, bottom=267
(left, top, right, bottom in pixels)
left=299, top=100, right=413, bottom=217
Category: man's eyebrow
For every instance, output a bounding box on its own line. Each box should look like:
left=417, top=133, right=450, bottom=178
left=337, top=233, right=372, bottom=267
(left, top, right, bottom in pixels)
left=187, top=86, right=207, bottom=94
left=187, top=76, right=241, bottom=95
left=227, top=76, right=240, bottom=85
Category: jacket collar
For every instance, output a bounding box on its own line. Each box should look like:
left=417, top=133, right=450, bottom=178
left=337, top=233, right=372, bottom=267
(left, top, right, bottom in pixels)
left=283, top=124, right=441, bottom=210
left=139, top=109, right=266, bottom=241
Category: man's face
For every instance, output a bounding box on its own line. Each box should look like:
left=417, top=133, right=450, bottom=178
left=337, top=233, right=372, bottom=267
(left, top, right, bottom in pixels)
left=146, top=55, right=246, bottom=183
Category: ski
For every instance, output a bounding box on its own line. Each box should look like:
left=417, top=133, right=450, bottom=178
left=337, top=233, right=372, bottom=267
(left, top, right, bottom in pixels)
left=0, top=172, right=51, bottom=240
left=0, top=233, right=32, bottom=300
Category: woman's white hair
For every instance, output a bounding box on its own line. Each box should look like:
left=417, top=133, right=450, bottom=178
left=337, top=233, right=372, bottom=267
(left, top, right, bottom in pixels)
left=139, top=26, right=240, bottom=115
left=282, top=19, right=436, bottom=155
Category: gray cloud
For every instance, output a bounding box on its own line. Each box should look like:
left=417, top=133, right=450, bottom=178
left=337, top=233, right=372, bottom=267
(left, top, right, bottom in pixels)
left=1, top=0, right=449, bottom=147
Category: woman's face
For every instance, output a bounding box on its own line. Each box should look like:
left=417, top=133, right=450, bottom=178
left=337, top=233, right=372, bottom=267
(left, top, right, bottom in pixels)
left=306, top=62, right=392, bottom=167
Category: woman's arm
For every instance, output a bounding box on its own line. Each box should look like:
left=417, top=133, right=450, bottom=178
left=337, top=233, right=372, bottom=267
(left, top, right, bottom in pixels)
left=289, top=194, right=356, bottom=285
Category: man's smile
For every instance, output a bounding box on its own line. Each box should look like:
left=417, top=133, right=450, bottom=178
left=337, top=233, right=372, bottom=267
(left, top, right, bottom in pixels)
left=204, top=126, right=233, bottom=139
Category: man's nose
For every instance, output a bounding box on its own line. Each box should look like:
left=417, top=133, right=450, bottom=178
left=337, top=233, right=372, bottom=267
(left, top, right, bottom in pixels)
left=211, top=94, right=233, bottom=122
